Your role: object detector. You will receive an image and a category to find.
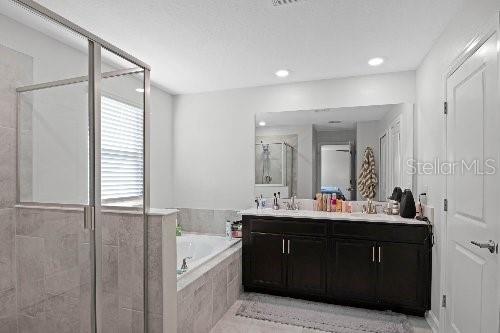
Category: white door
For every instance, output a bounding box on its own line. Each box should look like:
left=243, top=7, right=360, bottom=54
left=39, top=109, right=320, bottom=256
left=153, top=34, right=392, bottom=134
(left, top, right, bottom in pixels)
left=389, top=119, right=401, bottom=191
left=445, top=30, right=500, bottom=333
left=379, top=133, right=389, bottom=199
left=320, top=144, right=351, bottom=200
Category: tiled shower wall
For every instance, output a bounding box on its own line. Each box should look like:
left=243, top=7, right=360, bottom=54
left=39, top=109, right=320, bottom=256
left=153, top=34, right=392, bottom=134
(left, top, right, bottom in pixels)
left=8, top=207, right=167, bottom=333
left=0, top=44, right=33, bottom=333
left=176, top=208, right=241, bottom=235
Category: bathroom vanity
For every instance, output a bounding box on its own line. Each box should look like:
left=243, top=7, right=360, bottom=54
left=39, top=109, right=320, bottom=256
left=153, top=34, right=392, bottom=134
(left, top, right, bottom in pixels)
left=241, top=209, right=432, bottom=316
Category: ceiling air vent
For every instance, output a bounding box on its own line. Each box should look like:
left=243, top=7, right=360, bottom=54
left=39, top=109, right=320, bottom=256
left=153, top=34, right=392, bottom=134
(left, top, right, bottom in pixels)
left=273, top=0, right=306, bottom=6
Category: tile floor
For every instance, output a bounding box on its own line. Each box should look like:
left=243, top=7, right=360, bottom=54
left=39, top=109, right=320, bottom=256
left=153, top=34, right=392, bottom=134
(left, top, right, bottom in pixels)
left=211, top=296, right=432, bottom=333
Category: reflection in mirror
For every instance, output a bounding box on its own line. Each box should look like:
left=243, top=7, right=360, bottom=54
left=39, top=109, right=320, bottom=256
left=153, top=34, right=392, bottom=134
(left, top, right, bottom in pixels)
left=255, top=103, right=414, bottom=201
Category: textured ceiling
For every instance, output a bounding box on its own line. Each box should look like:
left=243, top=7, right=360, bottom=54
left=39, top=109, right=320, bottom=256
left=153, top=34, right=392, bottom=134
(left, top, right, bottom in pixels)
left=30, top=0, right=464, bottom=94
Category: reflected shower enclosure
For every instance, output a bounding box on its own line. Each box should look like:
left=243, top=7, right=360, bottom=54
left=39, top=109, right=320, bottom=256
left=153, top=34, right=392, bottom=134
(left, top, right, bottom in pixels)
left=255, top=141, right=294, bottom=198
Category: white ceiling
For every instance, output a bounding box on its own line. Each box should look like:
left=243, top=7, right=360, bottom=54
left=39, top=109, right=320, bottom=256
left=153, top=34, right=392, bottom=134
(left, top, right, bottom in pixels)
left=256, top=104, right=394, bottom=130
left=24, top=0, right=463, bottom=94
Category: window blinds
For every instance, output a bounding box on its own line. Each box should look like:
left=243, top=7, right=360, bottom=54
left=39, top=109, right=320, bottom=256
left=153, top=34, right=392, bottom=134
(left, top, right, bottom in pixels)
left=101, top=96, right=143, bottom=201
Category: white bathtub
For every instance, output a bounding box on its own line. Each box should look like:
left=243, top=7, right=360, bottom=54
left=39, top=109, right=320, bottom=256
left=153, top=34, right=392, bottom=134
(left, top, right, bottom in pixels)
left=176, top=233, right=240, bottom=279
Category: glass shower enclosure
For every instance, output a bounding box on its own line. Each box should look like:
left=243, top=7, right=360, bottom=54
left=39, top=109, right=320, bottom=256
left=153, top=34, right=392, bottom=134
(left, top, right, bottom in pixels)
left=6, top=0, right=151, bottom=332
left=255, top=142, right=294, bottom=198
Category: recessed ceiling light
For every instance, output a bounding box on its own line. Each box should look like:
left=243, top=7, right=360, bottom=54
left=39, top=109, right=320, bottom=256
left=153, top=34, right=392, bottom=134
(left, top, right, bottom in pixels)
left=258, top=121, right=266, bottom=126
left=368, top=57, right=384, bottom=66
left=136, top=88, right=145, bottom=93
left=275, top=69, right=290, bottom=78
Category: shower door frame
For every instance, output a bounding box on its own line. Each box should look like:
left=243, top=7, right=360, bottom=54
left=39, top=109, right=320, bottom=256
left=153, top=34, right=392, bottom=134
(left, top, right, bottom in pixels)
left=12, top=1, right=151, bottom=333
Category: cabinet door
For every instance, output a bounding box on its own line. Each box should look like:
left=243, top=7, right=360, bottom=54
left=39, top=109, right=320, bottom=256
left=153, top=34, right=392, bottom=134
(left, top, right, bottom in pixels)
left=377, top=242, right=424, bottom=308
left=287, top=236, right=327, bottom=295
left=249, top=232, right=286, bottom=289
left=331, top=239, right=377, bottom=302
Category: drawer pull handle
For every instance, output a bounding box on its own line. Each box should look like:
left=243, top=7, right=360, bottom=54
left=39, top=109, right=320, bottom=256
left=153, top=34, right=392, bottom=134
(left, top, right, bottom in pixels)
left=288, top=240, right=290, bottom=254
left=378, top=246, right=382, bottom=263
left=282, top=239, right=285, bottom=254
left=372, top=246, right=375, bottom=262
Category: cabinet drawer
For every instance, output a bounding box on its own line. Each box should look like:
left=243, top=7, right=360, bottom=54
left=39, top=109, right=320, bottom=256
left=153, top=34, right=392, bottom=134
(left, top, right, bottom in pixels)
left=249, top=218, right=327, bottom=236
left=332, top=222, right=428, bottom=244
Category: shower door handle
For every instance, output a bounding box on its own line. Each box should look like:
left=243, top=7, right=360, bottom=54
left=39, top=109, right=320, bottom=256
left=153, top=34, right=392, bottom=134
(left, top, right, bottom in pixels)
left=83, top=206, right=95, bottom=231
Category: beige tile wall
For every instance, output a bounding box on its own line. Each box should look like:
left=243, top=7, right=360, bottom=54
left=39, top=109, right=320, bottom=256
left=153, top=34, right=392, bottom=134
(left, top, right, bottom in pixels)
left=12, top=207, right=169, bottom=333
left=177, top=243, right=242, bottom=333
left=0, top=44, right=33, bottom=333
left=177, top=208, right=241, bottom=235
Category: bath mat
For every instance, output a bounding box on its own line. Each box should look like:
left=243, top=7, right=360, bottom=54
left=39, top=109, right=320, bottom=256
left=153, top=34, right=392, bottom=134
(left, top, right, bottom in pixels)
left=236, top=293, right=412, bottom=333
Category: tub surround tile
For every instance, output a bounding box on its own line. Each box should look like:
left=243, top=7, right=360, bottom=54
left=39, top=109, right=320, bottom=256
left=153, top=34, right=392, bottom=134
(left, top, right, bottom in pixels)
left=211, top=267, right=228, bottom=326
left=178, top=208, right=241, bottom=235
left=177, top=242, right=242, bottom=333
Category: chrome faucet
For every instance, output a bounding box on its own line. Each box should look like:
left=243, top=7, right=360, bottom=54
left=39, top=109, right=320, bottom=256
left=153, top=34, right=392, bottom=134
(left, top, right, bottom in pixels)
left=180, top=256, right=192, bottom=273
left=288, top=196, right=300, bottom=210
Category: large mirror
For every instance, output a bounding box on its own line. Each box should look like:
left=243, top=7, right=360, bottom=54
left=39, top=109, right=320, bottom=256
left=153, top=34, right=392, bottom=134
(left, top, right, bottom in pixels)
left=254, top=103, right=414, bottom=201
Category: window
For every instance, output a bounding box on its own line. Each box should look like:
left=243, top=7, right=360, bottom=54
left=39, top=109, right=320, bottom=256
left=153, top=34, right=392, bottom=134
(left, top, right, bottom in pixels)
left=101, top=96, right=143, bottom=203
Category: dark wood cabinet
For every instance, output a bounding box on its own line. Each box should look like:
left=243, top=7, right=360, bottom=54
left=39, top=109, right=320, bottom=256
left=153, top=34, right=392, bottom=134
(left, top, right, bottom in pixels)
left=287, top=236, right=327, bottom=295
left=249, top=232, right=286, bottom=289
left=330, top=239, right=377, bottom=302
left=243, top=215, right=432, bottom=316
left=376, top=242, right=425, bottom=308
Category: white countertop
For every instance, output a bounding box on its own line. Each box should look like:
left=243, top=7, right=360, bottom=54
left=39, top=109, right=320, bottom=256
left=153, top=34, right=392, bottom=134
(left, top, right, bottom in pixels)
left=239, top=208, right=429, bottom=225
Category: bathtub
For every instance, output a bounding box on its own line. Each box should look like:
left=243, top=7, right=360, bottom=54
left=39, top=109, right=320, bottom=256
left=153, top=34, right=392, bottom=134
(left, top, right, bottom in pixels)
left=176, top=233, right=242, bottom=332
left=176, top=233, right=240, bottom=279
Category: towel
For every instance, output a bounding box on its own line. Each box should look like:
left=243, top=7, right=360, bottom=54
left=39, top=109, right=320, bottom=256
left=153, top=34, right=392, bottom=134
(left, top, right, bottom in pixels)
left=358, top=147, right=378, bottom=199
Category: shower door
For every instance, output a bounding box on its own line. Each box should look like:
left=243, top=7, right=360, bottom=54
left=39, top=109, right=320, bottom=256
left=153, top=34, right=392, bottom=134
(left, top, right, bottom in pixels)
left=11, top=1, right=150, bottom=332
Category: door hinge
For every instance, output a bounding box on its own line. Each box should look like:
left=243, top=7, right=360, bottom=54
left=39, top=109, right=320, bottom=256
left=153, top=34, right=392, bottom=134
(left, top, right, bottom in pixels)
left=442, top=294, right=447, bottom=308
left=444, top=199, right=448, bottom=212
left=444, top=101, right=448, bottom=115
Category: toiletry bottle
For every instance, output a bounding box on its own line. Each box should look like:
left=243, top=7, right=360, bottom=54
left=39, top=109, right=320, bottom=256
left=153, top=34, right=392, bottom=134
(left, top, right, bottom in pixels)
left=326, top=194, right=331, bottom=212
left=331, top=194, right=336, bottom=212
left=317, top=193, right=323, bottom=211
left=336, top=198, right=342, bottom=212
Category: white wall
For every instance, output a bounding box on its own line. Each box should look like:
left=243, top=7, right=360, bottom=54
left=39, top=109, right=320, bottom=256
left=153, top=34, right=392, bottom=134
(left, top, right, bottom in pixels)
left=0, top=13, right=174, bottom=208
left=173, top=71, right=416, bottom=210
left=415, top=0, right=500, bottom=327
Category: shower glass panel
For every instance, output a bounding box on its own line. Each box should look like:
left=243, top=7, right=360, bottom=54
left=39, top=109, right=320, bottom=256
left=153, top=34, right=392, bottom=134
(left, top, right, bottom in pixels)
left=98, top=48, right=146, bottom=332
left=4, top=1, right=150, bottom=332
left=18, top=82, right=89, bottom=204
left=8, top=1, right=93, bottom=332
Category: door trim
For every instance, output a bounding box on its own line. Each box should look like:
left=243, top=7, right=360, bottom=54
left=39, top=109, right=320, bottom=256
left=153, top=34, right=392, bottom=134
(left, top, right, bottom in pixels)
left=441, top=13, right=500, bottom=333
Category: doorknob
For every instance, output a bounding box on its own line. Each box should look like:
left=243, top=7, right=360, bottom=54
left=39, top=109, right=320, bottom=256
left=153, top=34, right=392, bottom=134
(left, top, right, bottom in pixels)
left=470, top=240, right=497, bottom=254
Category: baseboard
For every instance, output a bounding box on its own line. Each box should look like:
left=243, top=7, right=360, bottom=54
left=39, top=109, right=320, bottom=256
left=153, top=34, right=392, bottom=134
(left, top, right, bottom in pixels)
left=425, top=310, right=439, bottom=333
